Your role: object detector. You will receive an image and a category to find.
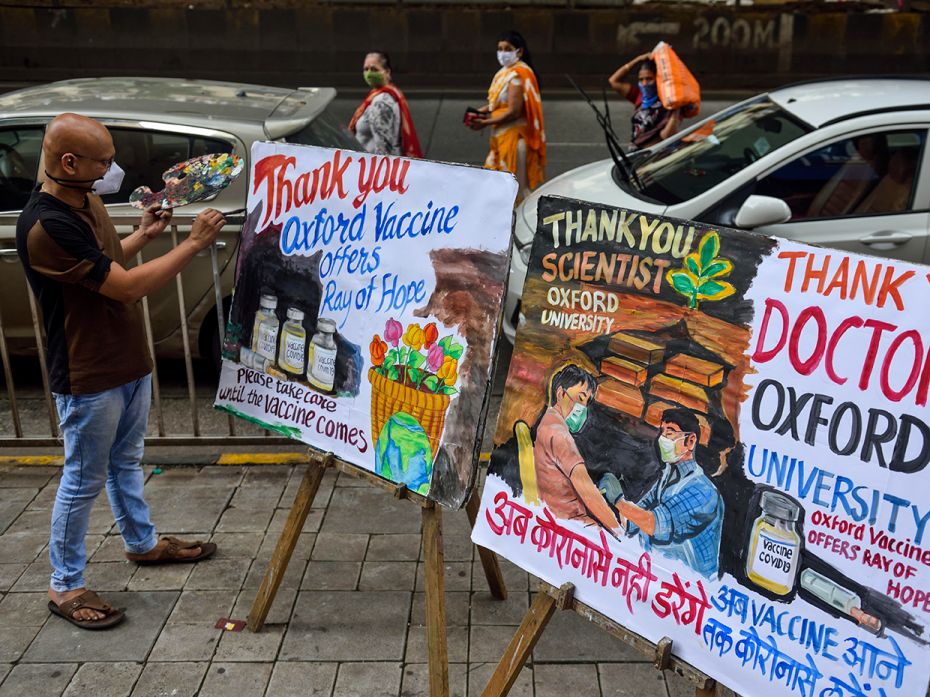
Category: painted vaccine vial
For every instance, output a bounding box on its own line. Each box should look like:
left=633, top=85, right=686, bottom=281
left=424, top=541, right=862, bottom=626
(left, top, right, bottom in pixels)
left=746, top=491, right=802, bottom=597
left=278, top=307, right=307, bottom=376
left=307, top=318, right=338, bottom=393
left=252, top=293, right=280, bottom=363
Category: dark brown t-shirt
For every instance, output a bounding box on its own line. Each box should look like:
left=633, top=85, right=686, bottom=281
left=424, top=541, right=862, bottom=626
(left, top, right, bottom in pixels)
left=16, top=189, right=152, bottom=395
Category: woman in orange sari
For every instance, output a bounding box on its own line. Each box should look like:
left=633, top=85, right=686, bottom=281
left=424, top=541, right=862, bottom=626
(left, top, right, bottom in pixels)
left=467, top=31, right=545, bottom=204
left=349, top=51, right=423, bottom=158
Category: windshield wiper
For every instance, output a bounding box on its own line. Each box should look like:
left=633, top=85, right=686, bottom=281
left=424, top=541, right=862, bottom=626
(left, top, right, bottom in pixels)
left=566, top=74, right=643, bottom=192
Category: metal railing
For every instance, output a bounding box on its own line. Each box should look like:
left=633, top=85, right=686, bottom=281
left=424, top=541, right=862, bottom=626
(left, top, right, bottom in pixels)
left=0, top=213, right=289, bottom=448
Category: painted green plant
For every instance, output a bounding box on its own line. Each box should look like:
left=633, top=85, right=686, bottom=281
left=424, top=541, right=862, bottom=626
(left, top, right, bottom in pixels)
left=666, top=231, right=735, bottom=310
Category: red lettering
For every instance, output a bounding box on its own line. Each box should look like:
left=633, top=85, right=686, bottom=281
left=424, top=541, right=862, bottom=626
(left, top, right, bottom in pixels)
left=788, top=306, right=827, bottom=375
left=253, top=154, right=296, bottom=227
left=254, top=151, right=356, bottom=225
left=354, top=155, right=410, bottom=208
left=392, top=158, right=410, bottom=194
left=826, top=316, right=863, bottom=385
left=880, top=330, right=923, bottom=402
left=859, top=319, right=897, bottom=390
left=916, top=344, right=930, bottom=407
left=752, top=298, right=789, bottom=364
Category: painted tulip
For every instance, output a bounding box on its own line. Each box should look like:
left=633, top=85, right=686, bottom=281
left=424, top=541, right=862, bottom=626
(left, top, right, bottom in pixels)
left=384, top=318, right=403, bottom=347
left=370, top=335, right=388, bottom=367
left=437, top=356, right=458, bottom=387
left=403, top=323, right=425, bottom=351
left=423, top=322, right=439, bottom=348
left=427, top=343, right=444, bottom=372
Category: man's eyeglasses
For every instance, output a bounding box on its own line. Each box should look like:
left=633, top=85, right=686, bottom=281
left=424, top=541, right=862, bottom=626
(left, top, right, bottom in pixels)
left=70, top=153, right=115, bottom=170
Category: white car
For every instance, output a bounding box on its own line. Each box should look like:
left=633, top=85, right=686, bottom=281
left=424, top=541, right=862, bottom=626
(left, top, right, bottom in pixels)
left=503, top=77, right=930, bottom=343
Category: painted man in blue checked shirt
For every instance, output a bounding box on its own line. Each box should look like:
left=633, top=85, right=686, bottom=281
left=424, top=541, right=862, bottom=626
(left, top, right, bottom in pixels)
left=611, top=407, right=723, bottom=578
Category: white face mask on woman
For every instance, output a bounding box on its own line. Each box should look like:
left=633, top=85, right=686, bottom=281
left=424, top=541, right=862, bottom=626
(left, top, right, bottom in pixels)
left=497, top=50, right=519, bottom=68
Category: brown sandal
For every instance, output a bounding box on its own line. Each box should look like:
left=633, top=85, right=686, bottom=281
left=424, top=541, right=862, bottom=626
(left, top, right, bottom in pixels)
left=48, top=590, right=125, bottom=630
left=126, top=536, right=217, bottom=565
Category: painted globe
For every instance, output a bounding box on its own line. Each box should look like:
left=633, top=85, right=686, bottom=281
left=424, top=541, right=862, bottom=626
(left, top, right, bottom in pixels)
left=375, top=412, right=433, bottom=495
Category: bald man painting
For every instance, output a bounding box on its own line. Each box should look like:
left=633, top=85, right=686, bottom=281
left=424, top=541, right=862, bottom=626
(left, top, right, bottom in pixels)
left=15, top=114, right=227, bottom=629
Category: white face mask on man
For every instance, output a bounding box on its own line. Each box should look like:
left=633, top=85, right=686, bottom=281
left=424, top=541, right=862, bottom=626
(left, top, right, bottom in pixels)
left=44, top=160, right=125, bottom=196
left=91, top=161, right=125, bottom=196
left=497, top=50, right=519, bottom=68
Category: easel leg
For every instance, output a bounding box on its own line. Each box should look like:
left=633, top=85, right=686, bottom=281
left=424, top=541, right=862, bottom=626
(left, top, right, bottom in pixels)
left=465, top=489, right=507, bottom=600
left=422, top=501, right=449, bottom=697
left=247, top=454, right=329, bottom=632
left=480, top=590, right=558, bottom=697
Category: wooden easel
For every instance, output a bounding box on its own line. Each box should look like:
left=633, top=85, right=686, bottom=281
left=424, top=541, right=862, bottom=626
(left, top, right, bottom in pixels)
left=481, top=581, right=718, bottom=697
left=247, top=450, right=507, bottom=697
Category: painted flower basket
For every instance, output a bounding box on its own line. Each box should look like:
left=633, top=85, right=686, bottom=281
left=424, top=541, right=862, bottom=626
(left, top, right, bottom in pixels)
left=368, top=318, right=464, bottom=457
left=368, top=368, right=451, bottom=457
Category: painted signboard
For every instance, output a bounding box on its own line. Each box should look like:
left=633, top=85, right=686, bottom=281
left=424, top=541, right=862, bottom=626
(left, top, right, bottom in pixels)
left=472, top=195, right=930, bottom=696
left=215, top=142, right=517, bottom=508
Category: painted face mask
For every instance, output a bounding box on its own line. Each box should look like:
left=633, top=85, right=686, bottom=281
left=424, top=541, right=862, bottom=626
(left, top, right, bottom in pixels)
left=497, top=50, right=519, bottom=68
left=565, top=401, right=588, bottom=433
left=364, top=70, right=386, bottom=89
left=657, top=433, right=690, bottom=463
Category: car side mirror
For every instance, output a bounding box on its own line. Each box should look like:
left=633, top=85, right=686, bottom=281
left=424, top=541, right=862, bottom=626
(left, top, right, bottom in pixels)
left=733, top=195, right=792, bottom=230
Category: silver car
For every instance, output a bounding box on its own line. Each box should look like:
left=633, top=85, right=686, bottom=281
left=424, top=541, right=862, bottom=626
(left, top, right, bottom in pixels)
left=0, top=77, right=360, bottom=367
left=504, top=78, right=930, bottom=342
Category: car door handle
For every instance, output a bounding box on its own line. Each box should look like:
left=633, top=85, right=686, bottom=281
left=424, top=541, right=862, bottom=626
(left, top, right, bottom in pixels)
left=0, top=249, right=19, bottom=262
left=214, top=241, right=227, bottom=250
left=860, top=231, right=912, bottom=247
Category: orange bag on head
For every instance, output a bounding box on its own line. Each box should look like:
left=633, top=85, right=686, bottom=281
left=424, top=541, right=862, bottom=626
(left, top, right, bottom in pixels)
left=652, top=41, right=701, bottom=118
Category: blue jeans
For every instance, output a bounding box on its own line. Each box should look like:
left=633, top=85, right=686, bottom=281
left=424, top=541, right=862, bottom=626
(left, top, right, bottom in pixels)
left=50, top=374, right=158, bottom=592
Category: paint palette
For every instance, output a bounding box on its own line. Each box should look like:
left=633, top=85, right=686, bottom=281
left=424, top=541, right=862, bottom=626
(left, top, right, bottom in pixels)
left=129, top=153, right=244, bottom=210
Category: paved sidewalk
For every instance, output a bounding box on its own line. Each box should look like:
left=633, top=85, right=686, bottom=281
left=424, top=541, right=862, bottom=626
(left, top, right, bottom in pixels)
left=0, top=462, right=707, bottom=697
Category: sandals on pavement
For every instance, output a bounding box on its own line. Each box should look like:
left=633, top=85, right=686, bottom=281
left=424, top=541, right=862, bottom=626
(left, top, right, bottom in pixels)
left=48, top=590, right=126, bottom=630
left=126, top=536, right=217, bottom=565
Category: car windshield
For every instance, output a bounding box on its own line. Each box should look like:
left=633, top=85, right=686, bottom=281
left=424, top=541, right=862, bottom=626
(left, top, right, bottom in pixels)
left=631, top=97, right=811, bottom=205
left=284, top=107, right=363, bottom=151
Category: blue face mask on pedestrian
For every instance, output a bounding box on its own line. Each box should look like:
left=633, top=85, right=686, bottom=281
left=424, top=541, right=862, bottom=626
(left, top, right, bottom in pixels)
left=639, top=81, right=659, bottom=109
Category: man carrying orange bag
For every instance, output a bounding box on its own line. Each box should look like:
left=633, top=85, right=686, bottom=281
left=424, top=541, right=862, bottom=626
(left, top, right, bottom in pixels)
left=608, top=42, right=700, bottom=149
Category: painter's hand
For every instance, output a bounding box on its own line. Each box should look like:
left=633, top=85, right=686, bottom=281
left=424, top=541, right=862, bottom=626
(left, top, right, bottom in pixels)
left=139, top=205, right=172, bottom=240
left=189, top=208, right=226, bottom=251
